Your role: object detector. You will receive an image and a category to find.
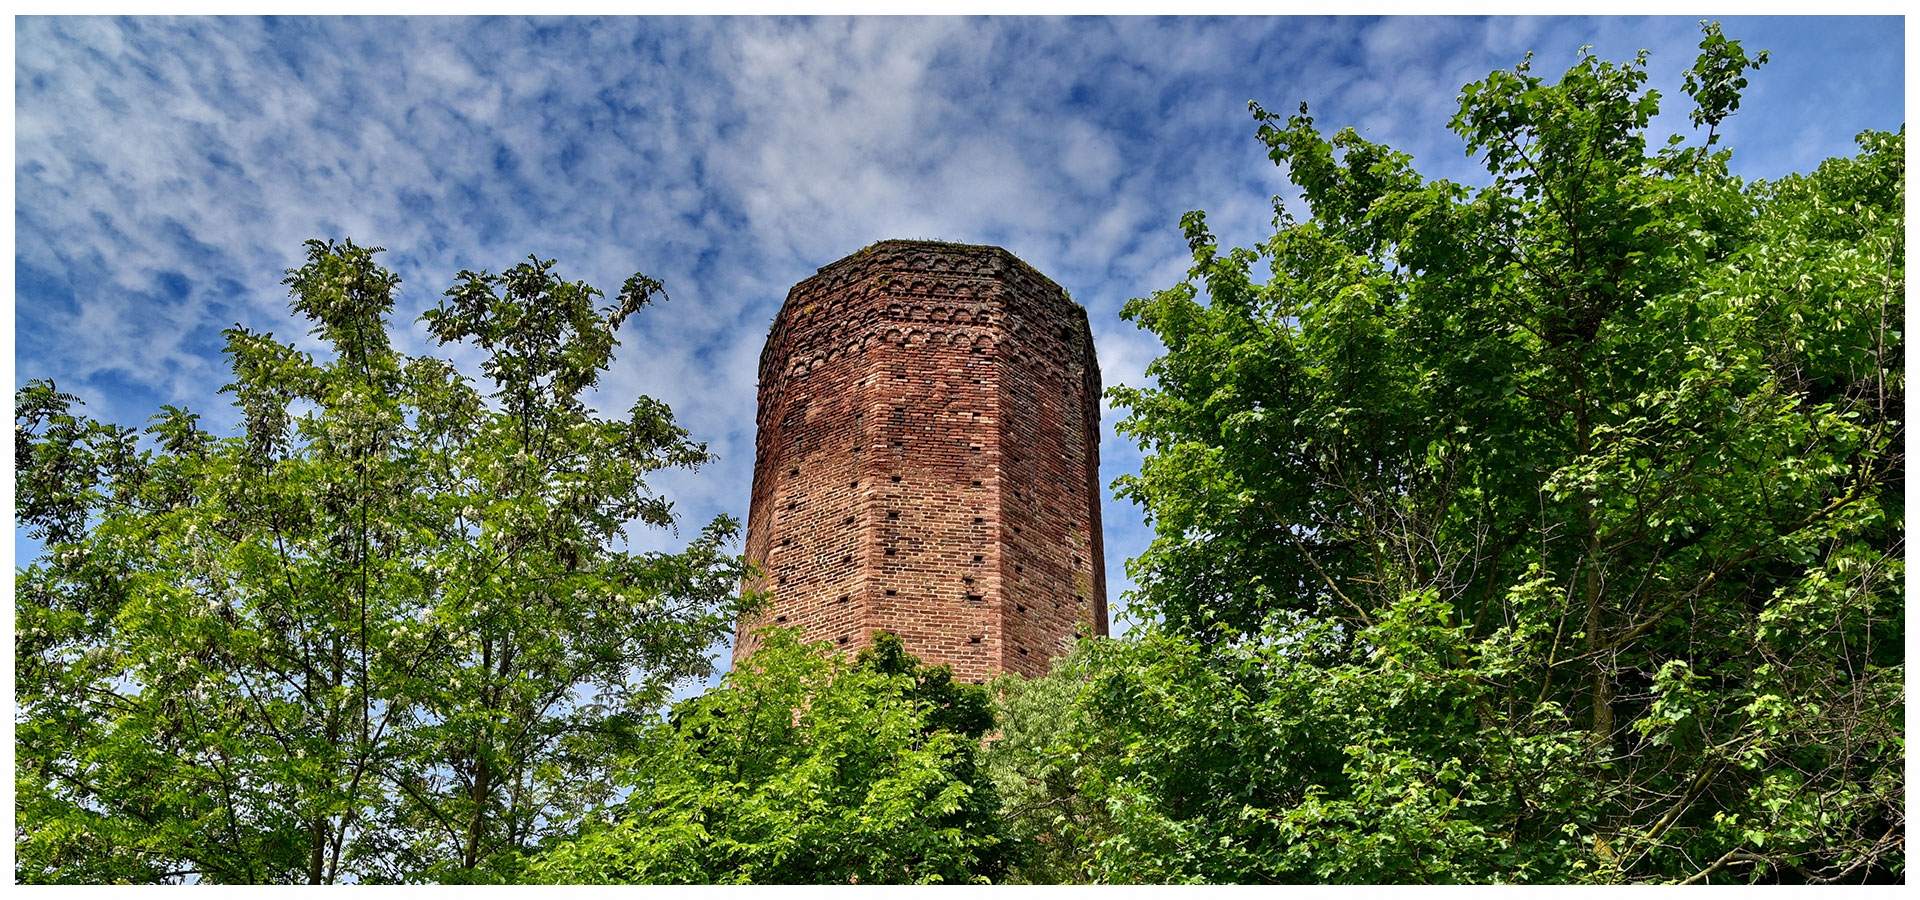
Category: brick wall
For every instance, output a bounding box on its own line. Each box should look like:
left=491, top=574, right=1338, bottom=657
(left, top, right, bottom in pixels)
left=735, top=239, right=1106, bottom=682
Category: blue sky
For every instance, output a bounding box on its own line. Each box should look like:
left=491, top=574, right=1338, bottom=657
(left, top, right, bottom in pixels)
left=12, top=16, right=1906, bottom=674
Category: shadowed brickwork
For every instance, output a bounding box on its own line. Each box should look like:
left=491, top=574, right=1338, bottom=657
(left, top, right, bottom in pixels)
left=735, top=239, right=1107, bottom=682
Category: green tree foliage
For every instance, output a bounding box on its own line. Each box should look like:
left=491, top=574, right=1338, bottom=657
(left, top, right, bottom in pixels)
left=982, top=647, right=1110, bottom=884
left=531, top=629, right=1011, bottom=884
left=15, top=240, right=748, bottom=883
left=1089, top=26, right=1902, bottom=882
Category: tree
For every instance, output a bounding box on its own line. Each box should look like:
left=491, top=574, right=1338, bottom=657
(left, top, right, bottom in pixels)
left=530, top=629, right=1012, bottom=884
left=981, top=645, right=1110, bottom=884
left=1093, top=25, right=1901, bottom=882
left=15, top=239, right=749, bottom=883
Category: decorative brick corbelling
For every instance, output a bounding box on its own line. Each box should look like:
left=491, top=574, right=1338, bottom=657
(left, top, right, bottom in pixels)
left=736, top=239, right=1106, bottom=682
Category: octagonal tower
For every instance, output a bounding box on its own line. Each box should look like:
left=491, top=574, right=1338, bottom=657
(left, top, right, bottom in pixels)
left=734, top=239, right=1107, bottom=682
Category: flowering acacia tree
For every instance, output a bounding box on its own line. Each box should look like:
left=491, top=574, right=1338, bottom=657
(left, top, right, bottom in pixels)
left=15, top=239, right=748, bottom=883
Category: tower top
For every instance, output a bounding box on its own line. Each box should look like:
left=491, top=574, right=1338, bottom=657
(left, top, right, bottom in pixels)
left=807, top=239, right=1063, bottom=287
left=738, top=237, right=1107, bottom=681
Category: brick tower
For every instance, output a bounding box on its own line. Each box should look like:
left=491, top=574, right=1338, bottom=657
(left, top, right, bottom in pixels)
left=735, top=239, right=1106, bottom=682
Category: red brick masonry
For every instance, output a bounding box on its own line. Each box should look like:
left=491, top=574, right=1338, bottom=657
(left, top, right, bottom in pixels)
left=735, top=240, right=1107, bottom=682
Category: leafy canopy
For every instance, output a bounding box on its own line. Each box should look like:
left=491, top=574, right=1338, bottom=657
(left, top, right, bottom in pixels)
left=531, top=629, right=1011, bottom=884
left=1088, top=24, right=1902, bottom=883
left=15, top=240, right=748, bottom=883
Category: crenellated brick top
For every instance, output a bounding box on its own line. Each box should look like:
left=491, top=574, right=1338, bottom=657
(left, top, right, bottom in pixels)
left=759, top=240, right=1093, bottom=396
